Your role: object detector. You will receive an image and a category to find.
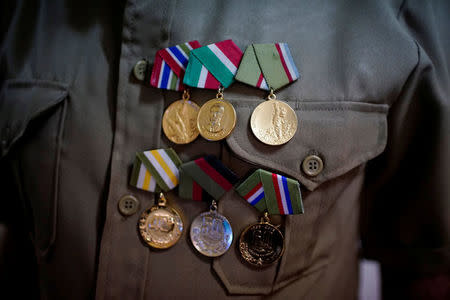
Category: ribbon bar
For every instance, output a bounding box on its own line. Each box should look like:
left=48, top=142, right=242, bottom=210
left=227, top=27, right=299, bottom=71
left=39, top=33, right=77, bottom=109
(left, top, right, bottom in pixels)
left=235, top=43, right=299, bottom=91
left=183, top=39, right=243, bottom=89
left=130, top=148, right=182, bottom=192
left=150, top=41, right=201, bottom=91
left=236, top=169, right=303, bottom=215
left=179, top=156, right=239, bottom=201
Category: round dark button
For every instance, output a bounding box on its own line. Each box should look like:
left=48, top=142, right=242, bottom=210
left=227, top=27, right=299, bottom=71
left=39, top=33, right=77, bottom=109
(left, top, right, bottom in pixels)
left=118, top=195, right=140, bottom=216
left=133, top=60, right=147, bottom=81
left=302, top=154, right=324, bottom=177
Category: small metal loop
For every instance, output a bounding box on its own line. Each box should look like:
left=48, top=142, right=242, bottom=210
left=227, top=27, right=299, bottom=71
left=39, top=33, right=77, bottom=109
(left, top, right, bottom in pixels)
left=268, top=89, right=277, bottom=100
left=261, top=211, right=271, bottom=223
left=158, top=192, right=167, bottom=207
left=210, top=200, right=218, bottom=212
left=182, top=89, right=190, bottom=101
left=216, top=86, right=224, bottom=100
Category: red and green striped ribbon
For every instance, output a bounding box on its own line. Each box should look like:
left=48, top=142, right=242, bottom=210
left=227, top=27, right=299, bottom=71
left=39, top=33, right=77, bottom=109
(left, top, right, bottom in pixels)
left=235, top=169, right=303, bottom=215
left=129, top=148, right=182, bottom=192
left=183, top=39, right=243, bottom=89
left=235, top=43, right=300, bottom=91
left=179, top=156, right=239, bottom=201
left=149, top=41, right=202, bottom=91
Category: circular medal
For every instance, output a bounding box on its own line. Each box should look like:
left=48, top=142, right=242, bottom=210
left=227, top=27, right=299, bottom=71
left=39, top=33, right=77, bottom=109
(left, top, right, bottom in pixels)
left=197, top=98, right=236, bottom=141
left=162, top=99, right=200, bottom=144
left=190, top=210, right=233, bottom=257
left=139, top=204, right=184, bottom=249
left=239, top=220, right=285, bottom=267
left=250, top=99, right=297, bottom=146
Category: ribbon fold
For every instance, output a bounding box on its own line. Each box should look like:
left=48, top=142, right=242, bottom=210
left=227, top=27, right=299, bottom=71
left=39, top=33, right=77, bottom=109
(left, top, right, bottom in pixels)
left=130, top=148, right=182, bottom=192
left=150, top=41, right=202, bottom=91
left=179, top=156, right=238, bottom=201
left=236, top=169, right=303, bottom=215
left=183, top=39, right=243, bottom=89
left=235, top=43, right=299, bottom=91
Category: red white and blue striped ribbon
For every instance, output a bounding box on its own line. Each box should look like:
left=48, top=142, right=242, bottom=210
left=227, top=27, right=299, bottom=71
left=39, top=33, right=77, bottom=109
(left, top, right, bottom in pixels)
left=150, top=41, right=201, bottom=91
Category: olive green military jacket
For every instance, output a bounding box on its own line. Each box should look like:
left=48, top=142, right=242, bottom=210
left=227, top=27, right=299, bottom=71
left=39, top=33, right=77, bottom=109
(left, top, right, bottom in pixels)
left=1, top=0, right=449, bottom=299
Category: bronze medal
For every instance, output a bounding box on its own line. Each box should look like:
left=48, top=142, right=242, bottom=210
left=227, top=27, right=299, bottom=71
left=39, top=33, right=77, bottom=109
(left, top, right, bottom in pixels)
left=239, top=213, right=285, bottom=267
left=197, top=88, right=236, bottom=141
left=250, top=91, right=297, bottom=145
left=162, top=90, right=200, bottom=144
left=139, top=193, right=184, bottom=249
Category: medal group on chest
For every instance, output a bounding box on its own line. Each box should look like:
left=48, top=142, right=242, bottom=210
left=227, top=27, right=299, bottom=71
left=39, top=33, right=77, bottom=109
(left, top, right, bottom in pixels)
left=130, top=40, right=304, bottom=267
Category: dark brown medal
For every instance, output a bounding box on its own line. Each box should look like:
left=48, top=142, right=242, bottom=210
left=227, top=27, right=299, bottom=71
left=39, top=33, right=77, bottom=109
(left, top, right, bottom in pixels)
left=239, top=212, right=285, bottom=267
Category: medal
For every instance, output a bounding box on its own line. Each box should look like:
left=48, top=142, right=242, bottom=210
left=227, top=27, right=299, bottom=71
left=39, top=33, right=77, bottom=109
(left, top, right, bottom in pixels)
left=235, top=43, right=300, bottom=145
left=149, top=41, right=202, bottom=144
left=190, top=200, right=233, bottom=257
left=239, top=212, right=284, bottom=267
left=183, top=39, right=243, bottom=141
left=178, top=156, right=239, bottom=256
left=162, top=90, right=200, bottom=144
left=129, top=149, right=185, bottom=249
left=196, top=87, right=236, bottom=141
left=235, top=169, right=304, bottom=267
left=139, top=192, right=184, bottom=249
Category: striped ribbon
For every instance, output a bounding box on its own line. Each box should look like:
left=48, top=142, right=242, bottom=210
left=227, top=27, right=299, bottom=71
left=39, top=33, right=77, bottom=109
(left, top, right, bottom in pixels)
left=235, top=43, right=299, bottom=91
left=183, top=39, right=243, bottom=89
left=130, top=149, right=182, bottom=192
left=236, top=169, right=303, bottom=215
left=150, top=41, right=202, bottom=91
left=179, top=156, right=239, bottom=201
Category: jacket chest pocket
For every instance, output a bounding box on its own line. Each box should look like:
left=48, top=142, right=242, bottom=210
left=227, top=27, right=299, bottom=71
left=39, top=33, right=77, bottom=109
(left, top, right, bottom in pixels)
left=0, top=80, right=68, bottom=258
left=211, top=98, right=388, bottom=295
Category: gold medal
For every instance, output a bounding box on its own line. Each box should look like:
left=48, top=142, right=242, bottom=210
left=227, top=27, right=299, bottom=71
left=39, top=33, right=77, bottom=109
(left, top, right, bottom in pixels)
left=239, top=212, right=285, bottom=267
left=197, top=88, right=236, bottom=141
left=162, top=90, right=200, bottom=144
left=250, top=90, right=297, bottom=145
left=139, top=193, right=184, bottom=249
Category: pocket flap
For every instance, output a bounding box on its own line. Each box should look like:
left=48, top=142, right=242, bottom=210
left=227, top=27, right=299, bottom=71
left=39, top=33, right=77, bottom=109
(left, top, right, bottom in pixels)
left=226, top=100, right=388, bottom=191
left=0, top=80, right=68, bottom=158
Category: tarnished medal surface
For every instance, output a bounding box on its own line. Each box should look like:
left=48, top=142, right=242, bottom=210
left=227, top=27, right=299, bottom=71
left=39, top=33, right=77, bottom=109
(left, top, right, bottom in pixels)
left=139, top=194, right=184, bottom=249
left=190, top=202, right=233, bottom=257
left=239, top=215, right=285, bottom=267
left=197, top=91, right=236, bottom=141
left=162, top=91, right=200, bottom=144
left=250, top=93, right=297, bottom=145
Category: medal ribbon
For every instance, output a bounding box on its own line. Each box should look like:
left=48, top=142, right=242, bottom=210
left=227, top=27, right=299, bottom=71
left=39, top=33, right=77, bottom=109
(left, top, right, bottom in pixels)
left=235, top=43, right=299, bottom=91
left=183, top=39, right=243, bottom=89
left=150, top=41, right=202, bottom=91
left=179, top=156, right=239, bottom=201
left=130, top=148, right=182, bottom=192
left=236, top=169, right=303, bottom=215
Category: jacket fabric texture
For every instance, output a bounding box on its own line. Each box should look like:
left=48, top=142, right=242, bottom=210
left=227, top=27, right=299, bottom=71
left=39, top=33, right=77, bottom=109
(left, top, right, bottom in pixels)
left=0, top=0, right=449, bottom=299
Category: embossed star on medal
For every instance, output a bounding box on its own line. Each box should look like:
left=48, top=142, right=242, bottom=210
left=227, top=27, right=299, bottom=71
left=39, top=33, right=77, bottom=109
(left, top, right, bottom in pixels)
left=236, top=169, right=304, bottom=267
left=129, top=148, right=184, bottom=249
left=183, top=39, right=243, bottom=141
left=178, top=156, right=239, bottom=257
left=149, top=41, right=202, bottom=144
left=235, top=43, right=300, bottom=145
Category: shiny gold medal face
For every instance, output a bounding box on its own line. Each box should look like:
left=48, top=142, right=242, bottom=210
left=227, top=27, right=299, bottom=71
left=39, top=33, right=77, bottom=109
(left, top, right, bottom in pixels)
left=239, top=219, right=285, bottom=267
left=197, top=98, right=236, bottom=141
left=162, top=99, right=200, bottom=144
left=139, top=204, right=184, bottom=249
left=250, top=98, right=298, bottom=146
